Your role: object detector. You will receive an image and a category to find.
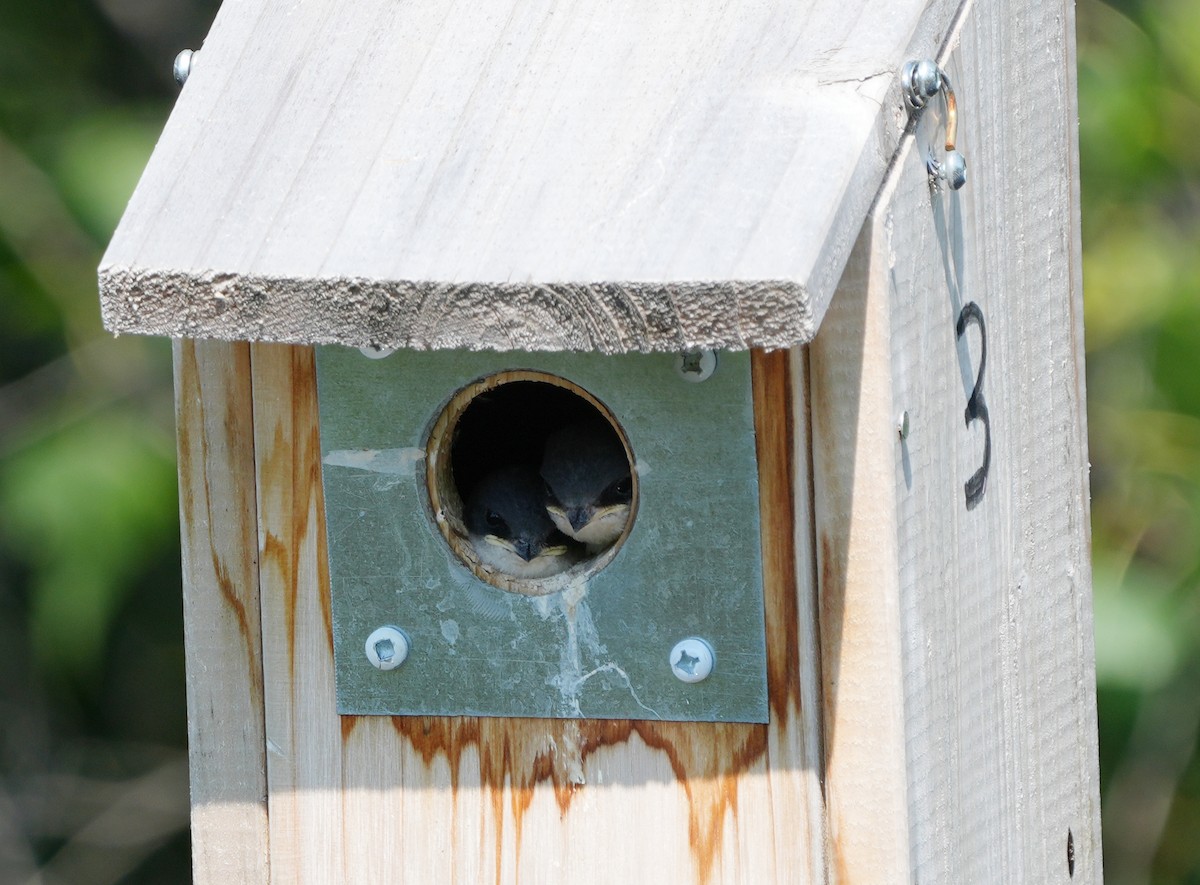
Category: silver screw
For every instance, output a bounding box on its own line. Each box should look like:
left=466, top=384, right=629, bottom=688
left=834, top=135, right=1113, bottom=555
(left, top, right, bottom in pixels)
left=669, top=637, right=715, bottom=683
left=942, top=151, right=968, bottom=190
left=173, top=49, right=195, bottom=87
left=359, top=344, right=397, bottom=360
left=676, top=349, right=717, bottom=383
left=897, top=410, right=911, bottom=440
left=364, top=625, right=410, bottom=671
left=903, top=59, right=942, bottom=110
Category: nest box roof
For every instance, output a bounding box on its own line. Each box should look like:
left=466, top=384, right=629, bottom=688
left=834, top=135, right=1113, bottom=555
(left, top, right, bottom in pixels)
left=100, top=0, right=956, bottom=353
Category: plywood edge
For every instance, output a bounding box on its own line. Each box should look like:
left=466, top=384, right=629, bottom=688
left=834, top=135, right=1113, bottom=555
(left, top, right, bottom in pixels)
left=101, top=267, right=814, bottom=353
left=174, top=338, right=270, bottom=883
left=1060, top=5, right=1104, bottom=861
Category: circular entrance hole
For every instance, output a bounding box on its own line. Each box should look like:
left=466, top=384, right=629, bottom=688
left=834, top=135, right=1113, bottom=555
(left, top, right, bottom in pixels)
left=426, top=371, right=638, bottom=595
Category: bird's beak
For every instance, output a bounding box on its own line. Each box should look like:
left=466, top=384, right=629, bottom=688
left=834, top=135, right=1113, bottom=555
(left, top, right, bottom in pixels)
left=567, top=506, right=594, bottom=533
left=514, top=538, right=537, bottom=562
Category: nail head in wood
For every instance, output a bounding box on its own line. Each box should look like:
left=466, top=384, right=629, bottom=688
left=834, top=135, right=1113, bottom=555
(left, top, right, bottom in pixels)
left=173, top=49, right=194, bottom=87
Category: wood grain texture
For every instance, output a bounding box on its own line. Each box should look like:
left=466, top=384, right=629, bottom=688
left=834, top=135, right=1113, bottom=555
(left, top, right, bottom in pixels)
left=808, top=0, right=1101, bottom=879
left=809, top=228, right=912, bottom=883
left=247, top=342, right=825, bottom=883
left=101, top=0, right=962, bottom=353
left=888, top=0, right=1101, bottom=877
left=174, top=339, right=270, bottom=882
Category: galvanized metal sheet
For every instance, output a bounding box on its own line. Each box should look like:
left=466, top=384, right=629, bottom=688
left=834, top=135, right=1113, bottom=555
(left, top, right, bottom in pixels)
left=316, top=348, right=768, bottom=722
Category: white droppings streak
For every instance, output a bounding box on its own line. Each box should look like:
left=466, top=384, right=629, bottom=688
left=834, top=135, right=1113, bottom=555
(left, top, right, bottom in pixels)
left=558, top=722, right=587, bottom=786
left=531, top=575, right=662, bottom=719
left=322, top=447, right=425, bottom=474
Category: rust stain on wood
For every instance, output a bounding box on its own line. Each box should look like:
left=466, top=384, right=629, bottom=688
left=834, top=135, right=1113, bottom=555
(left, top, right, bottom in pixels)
left=257, top=343, right=812, bottom=882
left=255, top=345, right=335, bottom=689
left=177, top=339, right=262, bottom=682
left=817, top=533, right=839, bottom=660
left=175, top=339, right=272, bottom=881
left=819, top=541, right=853, bottom=885
left=750, top=348, right=802, bottom=724
left=290, top=345, right=334, bottom=655
left=384, top=715, right=768, bottom=883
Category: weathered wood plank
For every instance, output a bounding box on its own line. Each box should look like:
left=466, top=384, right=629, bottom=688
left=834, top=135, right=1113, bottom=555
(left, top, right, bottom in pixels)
left=808, top=0, right=1101, bottom=878
left=809, top=231, right=913, bottom=882
left=173, top=339, right=270, bottom=883
left=248, top=343, right=340, bottom=882
left=884, top=0, right=1102, bottom=877
left=101, top=0, right=963, bottom=353
left=754, top=348, right=831, bottom=883
left=247, top=342, right=826, bottom=883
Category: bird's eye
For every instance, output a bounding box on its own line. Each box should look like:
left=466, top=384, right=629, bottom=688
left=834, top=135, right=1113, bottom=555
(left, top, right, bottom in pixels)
left=600, top=475, right=633, bottom=505
left=485, top=509, right=504, bottom=529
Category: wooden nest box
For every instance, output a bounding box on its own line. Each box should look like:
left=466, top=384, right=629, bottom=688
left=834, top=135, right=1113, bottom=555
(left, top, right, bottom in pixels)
left=100, top=0, right=1102, bottom=880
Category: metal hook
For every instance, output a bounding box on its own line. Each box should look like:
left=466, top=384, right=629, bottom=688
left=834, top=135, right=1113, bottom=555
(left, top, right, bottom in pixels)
left=902, top=59, right=967, bottom=190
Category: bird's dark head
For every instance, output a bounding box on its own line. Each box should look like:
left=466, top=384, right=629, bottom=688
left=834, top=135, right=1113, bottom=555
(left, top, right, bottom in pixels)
left=540, top=421, right=633, bottom=549
left=464, top=466, right=579, bottom=578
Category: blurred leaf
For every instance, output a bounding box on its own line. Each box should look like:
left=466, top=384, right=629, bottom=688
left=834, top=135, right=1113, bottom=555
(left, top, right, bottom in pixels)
left=0, top=411, right=176, bottom=684
left=1079, top=1, right=1175, bottom=205
left=51, top=108, right=162, bottom=241
left=1075, top=1, right=1200, bottom=879
left=0, top=132, right=108, bottom=346
left=1081, top=211, right=1181, bottom=349
left=1155, top=0, right=1200, bottom=100
left=1151, top=301, right=1200, bottom=418
left=1093, top=555, right=1184, bottom=690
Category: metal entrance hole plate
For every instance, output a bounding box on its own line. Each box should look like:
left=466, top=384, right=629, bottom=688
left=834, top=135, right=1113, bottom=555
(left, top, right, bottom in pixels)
left=316, top=348, right=768, bottom=722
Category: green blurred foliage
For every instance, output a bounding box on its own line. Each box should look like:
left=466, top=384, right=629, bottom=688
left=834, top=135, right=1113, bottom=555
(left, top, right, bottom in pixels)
left=0, top=1, right=217, bottom=880
left=1, top=414, right=178, bottom=681
left=1081, top=0, right=1200, bottom=882
left=0, top=0, right=1198, bottom=881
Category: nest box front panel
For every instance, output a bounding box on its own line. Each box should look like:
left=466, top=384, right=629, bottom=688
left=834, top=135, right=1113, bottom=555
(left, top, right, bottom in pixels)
left=315, top=347, right=768, bottom=722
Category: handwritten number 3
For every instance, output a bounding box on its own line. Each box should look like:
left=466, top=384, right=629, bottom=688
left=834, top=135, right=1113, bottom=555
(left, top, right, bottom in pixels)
left=956, top=302, right=990, bottom=510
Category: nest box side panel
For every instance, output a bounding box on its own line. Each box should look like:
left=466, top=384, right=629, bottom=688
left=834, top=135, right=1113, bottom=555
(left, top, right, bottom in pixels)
left=810, top=0, right=1100, bottom=880
left=244, top=342, right=827, bottom=883
left=895, top=0, right=1101, bottom=876
left=173, top=340, right=269, bottom=883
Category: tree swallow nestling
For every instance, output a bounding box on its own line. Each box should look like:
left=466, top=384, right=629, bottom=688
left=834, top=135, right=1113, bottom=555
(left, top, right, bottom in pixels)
left=540, top=421, right=633, bottom=552
left=464, top=466, right=581, bottom=578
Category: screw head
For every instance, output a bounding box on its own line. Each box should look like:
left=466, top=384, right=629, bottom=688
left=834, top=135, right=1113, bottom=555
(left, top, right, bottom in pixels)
left=944, top=151, right=968, bottom=190
left=904, top=59, right=942, bottom=109
left=173, top=49, right=194, bottom=87
left=676, top=349, right=717, bottom=383
left=669, top=637, right=715, bottom=683
left=365, top=626, right=410, bottom=671
left=359, top=344, right=397, bottom=359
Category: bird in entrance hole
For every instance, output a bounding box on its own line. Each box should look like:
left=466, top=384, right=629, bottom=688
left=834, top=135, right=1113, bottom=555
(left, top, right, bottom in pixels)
left=464, top=466, right=581, bottom=578
left=540, top=421, right=633, bottom=554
